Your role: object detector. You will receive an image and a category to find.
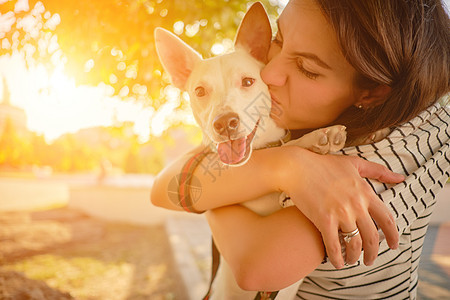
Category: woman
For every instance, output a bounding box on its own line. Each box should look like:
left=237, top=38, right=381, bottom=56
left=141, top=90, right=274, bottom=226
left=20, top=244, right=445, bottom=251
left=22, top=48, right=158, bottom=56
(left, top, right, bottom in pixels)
left=152, top=0, right=449, bottom=298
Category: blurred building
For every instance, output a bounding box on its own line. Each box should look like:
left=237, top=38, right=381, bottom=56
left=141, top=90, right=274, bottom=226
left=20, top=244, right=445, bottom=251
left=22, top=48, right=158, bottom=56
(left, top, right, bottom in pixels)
left=0, top=77, right=28, bottom=135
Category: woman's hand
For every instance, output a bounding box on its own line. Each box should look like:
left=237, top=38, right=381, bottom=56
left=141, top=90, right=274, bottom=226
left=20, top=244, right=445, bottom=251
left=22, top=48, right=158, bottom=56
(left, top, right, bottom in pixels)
left=278, top=146, right=404, bottom=269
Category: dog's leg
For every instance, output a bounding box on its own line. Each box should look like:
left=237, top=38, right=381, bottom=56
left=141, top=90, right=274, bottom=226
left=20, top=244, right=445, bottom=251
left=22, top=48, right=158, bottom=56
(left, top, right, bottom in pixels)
left=285, top=125, right=347, bottom=154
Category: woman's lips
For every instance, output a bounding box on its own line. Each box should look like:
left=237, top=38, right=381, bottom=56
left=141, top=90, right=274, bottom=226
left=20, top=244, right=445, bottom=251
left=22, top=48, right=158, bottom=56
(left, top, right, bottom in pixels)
left=269, top=91, right=281, bottom=105
left=269, top=92, right=283, bottom=119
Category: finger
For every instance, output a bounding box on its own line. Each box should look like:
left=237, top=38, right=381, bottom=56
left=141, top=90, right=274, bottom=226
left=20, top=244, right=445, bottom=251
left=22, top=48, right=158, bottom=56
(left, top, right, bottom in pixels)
left=369, top=195, right=399, bottom=250
left=352, top=158, right=405, bottom=183
left=356, top=211, right=380, bottom=266
left=339, top=225, right=362, bottom=265
left=321, top=226, right=345, bottom=269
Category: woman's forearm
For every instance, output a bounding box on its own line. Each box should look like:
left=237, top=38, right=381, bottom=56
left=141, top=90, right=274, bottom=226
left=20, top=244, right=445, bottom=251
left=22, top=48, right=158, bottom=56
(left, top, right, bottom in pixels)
left=206, top=205, right=324, bottom=291
left=151, top=145, right=288, bottom=211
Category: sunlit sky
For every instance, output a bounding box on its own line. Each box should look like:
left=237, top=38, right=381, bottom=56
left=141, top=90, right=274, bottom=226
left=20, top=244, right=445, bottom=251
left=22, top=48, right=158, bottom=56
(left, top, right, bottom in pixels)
left=0, top=51, right=182, bottom=143
left=0, top=0, right=202, bottom=143
left=0, top=0, right=447, bottom=142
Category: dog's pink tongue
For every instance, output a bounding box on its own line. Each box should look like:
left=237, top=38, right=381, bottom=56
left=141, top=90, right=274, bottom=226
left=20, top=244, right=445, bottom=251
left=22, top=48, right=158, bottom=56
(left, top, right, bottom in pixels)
left=217, top=137, right=246, bottom=165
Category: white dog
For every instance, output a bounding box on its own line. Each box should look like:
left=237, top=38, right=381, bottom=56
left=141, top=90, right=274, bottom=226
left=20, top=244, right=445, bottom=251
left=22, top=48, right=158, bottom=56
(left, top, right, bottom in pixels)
left=155, top=2, right=347, bottom=299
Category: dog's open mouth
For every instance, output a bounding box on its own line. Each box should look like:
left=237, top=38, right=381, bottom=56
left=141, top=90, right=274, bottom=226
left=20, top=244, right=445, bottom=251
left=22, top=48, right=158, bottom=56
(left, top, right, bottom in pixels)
left=216, top=119, right=259, bottom=166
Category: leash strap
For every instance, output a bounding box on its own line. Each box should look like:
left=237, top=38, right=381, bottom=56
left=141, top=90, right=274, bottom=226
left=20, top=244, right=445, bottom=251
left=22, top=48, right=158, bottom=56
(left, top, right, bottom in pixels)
left=265, top=130, right=291, bottom=148
left=181, top=146, right=287, bottom=298
left=254, top=291, right=279, bottom=300
left=178, top=147, right=212, bottom=213
left=202, top=238, right=221, bottom=300
left=178, top=130, right=290, bottom=213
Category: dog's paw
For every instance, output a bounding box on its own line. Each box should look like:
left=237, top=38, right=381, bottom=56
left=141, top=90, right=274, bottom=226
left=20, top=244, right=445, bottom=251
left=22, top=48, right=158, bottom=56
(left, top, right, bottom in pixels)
left=308, top=125, right=347, bottom=154
left=283, top=125, right=346, bottom=154
left=362, top=128, right=391, bottom=144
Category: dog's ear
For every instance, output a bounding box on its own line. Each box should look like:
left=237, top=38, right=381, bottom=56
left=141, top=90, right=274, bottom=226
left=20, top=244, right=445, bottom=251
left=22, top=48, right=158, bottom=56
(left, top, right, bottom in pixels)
left=234, top=2, right=272, bottom=63
left=154, top=28, right=202, bottom=89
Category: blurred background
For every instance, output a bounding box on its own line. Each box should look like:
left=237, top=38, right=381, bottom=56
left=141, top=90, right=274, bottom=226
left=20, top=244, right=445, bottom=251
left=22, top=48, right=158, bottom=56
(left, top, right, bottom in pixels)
left=0, top=0, right=285, bottom=177
left=0, top=0, right=449, bottom=299
left=0, top=1, right=287, bottom=299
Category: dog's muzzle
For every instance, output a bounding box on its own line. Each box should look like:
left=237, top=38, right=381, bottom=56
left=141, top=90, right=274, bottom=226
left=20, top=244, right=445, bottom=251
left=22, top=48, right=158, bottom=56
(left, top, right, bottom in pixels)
left=215, top=119, right=260, bottom=165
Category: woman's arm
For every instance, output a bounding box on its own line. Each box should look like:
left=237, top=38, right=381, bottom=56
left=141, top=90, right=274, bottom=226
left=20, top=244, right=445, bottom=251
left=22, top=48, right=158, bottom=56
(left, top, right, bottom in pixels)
left=151, top=145, right=402, bottom=212
left=206, top=205, right=324, bottom=291
left=151, top=145, right=286, bottom=211
left=151, top=144, right=404, bottom=268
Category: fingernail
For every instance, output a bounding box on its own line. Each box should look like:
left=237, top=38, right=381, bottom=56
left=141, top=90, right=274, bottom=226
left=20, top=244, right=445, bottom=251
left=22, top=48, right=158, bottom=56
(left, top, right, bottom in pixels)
left=366, top=259, right=375, bottom=266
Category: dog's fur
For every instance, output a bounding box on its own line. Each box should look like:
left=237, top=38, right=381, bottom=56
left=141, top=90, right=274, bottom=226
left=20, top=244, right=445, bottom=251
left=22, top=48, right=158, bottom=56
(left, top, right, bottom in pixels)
left=155, top=3, right=349, bottom=299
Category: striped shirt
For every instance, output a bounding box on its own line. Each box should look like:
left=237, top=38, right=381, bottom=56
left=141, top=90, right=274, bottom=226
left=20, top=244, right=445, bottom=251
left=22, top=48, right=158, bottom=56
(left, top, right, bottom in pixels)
left=297, top=103, right=450, bottom=299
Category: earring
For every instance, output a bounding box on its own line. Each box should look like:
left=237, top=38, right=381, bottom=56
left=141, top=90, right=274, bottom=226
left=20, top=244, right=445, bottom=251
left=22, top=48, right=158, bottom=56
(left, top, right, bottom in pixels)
left=356, top=103, right=363, bottom=109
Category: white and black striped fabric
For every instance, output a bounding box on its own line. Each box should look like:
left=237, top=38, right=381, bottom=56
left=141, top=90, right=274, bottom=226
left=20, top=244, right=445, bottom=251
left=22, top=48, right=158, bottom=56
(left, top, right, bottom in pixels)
left=296, top=102, right=450, bottom=299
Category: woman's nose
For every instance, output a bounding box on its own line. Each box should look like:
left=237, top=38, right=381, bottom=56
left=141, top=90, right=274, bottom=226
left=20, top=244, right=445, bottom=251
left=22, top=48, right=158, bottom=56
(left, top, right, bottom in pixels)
left=261, top=47, right=287, bottom=87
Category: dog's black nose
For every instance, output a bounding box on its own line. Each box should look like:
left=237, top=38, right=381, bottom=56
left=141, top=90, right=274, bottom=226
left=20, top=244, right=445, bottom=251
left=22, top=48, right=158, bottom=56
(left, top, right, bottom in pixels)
left=213, top=112, right=240, bottom=137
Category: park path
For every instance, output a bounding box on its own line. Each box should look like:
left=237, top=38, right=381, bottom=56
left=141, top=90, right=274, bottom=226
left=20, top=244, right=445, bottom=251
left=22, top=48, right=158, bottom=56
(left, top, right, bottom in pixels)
left=1, top=175, right=449, bottom=299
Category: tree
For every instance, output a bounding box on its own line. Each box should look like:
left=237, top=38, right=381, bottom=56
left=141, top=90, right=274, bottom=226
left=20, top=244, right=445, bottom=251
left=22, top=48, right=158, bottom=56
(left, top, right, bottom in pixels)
left=1, top=0, right=281, bottom=106
left=0, top=117, right=21, bottom=167
left=0, top=0, right=283, bottom=173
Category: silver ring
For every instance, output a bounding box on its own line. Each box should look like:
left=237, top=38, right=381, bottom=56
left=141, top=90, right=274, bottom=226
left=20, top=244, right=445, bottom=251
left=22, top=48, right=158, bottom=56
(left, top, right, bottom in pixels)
left=339, top=228, right=360, bottom=243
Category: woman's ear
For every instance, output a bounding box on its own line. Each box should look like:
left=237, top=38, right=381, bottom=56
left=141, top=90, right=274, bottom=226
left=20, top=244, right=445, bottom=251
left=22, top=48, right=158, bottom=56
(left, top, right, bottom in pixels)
left=355, top=84, right=391, bottom=109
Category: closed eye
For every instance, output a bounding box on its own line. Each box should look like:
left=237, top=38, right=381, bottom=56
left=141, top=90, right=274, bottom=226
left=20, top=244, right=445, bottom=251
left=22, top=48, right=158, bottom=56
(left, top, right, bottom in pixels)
left=297, top=58, right=320, bottom=80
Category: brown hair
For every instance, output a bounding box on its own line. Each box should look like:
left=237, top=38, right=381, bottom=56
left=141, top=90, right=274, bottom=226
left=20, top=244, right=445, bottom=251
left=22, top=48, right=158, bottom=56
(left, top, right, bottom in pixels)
left=315, top=0, right=450, bottom=142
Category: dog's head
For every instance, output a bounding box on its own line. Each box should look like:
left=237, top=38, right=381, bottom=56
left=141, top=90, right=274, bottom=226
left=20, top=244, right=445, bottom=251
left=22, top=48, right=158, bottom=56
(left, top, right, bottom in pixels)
left=155, top=2, right=284, bottom=166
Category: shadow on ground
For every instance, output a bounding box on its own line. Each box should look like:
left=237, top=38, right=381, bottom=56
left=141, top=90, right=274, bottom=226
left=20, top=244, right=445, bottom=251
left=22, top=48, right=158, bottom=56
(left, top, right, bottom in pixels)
left=0, top=207, right=186, bottom=300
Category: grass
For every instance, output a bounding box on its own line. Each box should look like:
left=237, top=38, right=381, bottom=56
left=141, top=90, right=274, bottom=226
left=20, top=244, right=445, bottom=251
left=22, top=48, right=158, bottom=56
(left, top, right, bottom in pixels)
left=4, top=254, right=133, bottom=299
left=1, top=210, right=186, bottom=300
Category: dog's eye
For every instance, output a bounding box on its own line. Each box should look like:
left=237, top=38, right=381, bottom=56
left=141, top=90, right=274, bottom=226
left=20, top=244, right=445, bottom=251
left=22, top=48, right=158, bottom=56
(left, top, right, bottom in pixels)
left=242, top=77, right=255, bottom=87
left=195, top=86, right=206, bottom=97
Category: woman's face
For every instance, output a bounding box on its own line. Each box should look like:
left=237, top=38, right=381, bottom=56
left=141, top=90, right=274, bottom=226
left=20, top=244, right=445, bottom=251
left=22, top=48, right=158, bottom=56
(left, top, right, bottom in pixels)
left=261, top=0, right=360, bottom=130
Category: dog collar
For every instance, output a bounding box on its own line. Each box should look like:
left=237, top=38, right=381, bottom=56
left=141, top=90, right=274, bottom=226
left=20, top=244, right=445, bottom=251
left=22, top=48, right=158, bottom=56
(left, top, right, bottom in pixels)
left=264, top=130, right=291, bottom=148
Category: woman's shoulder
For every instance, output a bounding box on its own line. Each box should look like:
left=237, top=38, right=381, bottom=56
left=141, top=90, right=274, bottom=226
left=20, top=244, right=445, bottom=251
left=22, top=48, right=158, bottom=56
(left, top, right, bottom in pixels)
left=390, top=101, right=449, bottom=138
left=341, top=101, right=449, bottom=155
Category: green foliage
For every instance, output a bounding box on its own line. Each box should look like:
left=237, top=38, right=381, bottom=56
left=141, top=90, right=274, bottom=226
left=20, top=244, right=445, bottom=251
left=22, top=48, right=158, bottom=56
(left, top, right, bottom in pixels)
left=0, top=118, right=21, bottom=167
left=1, top=0, right=280, bottom=105
left=0, top=117, right=38, bottom=168
left=6, top=254, right=129, bottom=298
left=0, top=120, right=198, bottom=174
left=0, top=0, right=282, bottom=174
